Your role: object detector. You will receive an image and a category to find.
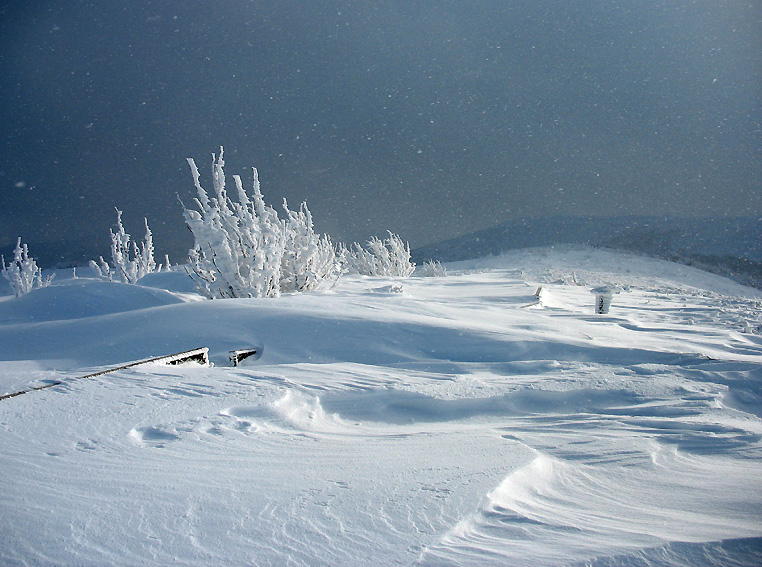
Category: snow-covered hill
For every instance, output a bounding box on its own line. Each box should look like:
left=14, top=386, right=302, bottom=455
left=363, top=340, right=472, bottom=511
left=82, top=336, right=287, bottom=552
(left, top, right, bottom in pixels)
left=1, top=247, right=761, bottom=566
left=413, top=216, right=762, bottom=289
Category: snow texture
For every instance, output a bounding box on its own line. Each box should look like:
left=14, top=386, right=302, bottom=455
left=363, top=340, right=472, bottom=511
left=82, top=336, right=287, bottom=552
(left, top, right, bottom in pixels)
left=1, top=247, right=761, bottom=566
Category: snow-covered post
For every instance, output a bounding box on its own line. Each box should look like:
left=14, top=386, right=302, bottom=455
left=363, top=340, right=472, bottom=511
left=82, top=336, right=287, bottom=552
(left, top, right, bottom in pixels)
left=591, top=286, right=617, bottom=314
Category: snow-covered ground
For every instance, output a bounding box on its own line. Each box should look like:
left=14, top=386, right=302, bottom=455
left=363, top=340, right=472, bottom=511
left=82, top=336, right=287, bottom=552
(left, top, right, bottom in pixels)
left=1, top=247, right=761, bottom=566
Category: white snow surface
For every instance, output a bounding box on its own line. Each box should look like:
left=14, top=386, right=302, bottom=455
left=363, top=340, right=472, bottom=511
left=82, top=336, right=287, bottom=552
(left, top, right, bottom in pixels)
left=1, top=246, right=761, bottom=566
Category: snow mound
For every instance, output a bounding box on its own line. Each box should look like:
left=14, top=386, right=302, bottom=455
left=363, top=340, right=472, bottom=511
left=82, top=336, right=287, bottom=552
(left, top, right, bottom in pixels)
left=0, top=278, right=184, bottom=323
left=136, top=270, right=200, bottom=293
left=453, top=245, right=762, bottom=298
left=424, top=450, right=762, bottom=566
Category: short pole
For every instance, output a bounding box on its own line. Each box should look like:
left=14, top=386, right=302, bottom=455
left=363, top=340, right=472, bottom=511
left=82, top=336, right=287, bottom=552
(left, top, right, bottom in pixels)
left=591, top=286, right=616, bottom=314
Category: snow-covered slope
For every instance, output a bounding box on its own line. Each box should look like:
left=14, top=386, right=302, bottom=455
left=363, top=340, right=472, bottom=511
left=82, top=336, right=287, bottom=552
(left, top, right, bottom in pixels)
left=413, top=216, right=762, bottom=289
left=1, top=247, right=761, bottom=566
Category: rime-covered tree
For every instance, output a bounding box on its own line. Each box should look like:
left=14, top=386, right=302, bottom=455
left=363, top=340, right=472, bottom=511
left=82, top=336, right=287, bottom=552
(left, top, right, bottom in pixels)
left=339, top=232, right=415, bottom=277
left=90, top=209, right=159, bottom=284
left=183, top=148, right=337, bottom=299
left=1, top=238, right=54, bottom=297
left=419, top=259, right=447, bottom=277
left=280, top=199, right=337, bottom=292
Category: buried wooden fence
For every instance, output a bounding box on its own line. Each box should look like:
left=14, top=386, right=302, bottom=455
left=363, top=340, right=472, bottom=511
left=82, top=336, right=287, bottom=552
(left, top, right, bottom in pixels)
left=0, top=347, right=209, bottom=402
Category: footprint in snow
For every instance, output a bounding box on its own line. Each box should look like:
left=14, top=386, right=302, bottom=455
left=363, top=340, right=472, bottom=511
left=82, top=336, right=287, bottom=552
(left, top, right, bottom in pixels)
left=75, top=439, right=99, bottom=452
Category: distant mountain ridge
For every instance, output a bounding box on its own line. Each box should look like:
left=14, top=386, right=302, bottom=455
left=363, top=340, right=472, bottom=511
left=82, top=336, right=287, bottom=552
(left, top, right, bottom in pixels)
left=413, top=216, right=762, bottom=289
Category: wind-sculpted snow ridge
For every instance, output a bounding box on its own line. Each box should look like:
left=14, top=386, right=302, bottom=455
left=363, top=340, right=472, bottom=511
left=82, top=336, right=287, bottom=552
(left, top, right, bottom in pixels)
left=0, top=277, right=184, bottom=324
left=0, top=247, right=761, bottom=566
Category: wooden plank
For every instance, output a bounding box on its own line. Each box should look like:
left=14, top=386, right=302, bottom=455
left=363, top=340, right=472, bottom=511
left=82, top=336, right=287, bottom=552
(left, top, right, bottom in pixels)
left=229, top=348, right=259, bottom=366
left=0, top=347, right=209, bottom=402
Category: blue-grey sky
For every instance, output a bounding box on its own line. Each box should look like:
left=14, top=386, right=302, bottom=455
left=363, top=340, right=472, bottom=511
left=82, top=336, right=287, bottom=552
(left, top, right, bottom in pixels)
left=1, top=1, right=760, bottom=264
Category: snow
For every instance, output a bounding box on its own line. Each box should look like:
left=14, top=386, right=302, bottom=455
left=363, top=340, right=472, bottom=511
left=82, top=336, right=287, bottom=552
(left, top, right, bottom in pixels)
left=1, top=246, right=761, bottom=566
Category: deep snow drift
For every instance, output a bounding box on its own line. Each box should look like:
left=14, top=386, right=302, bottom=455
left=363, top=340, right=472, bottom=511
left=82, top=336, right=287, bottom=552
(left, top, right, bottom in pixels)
left=1, top=247, right=761, bottom=566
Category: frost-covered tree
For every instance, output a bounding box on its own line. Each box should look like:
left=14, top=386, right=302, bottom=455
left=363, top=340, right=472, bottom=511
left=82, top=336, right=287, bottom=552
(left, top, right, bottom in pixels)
left=184, top=152, right=283, bottom=298
left=90, top=209, right=159, bottom=284
left=340, top=232, right=415, bottom=277
left=183, top=148, right=337, bottom=299
left=337, top=242, right=376, bottom=276
left=1, top=238, right=54, bottom=297
left=419, top=259, right=447, bottom=277
left=280, top=199, right=337, bottom=292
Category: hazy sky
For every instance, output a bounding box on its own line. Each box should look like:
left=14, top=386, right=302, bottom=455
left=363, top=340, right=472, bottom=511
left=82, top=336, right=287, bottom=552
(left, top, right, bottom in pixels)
left=1, top=0, right=760, bottom=262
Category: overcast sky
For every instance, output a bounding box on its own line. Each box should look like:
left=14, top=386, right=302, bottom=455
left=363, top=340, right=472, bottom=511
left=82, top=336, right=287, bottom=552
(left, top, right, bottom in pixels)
left=1, top=0, right=760, bottom=262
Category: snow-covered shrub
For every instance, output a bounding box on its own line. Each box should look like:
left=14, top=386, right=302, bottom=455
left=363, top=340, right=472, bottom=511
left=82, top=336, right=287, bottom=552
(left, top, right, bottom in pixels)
left=90, top=209, right=160, bottom=284
left=337, top=242, right=376, bottom=276
left=183, top=148, right=337, bottom=299
left=1, top=237, right=54, bottom=297
left=340, top=232, right=415, bottom=277
left=184, top=153, right=283, bottom=298
left=280, top=199, right=337, bottom=292
left=419, top=259, right=447, bottom=277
